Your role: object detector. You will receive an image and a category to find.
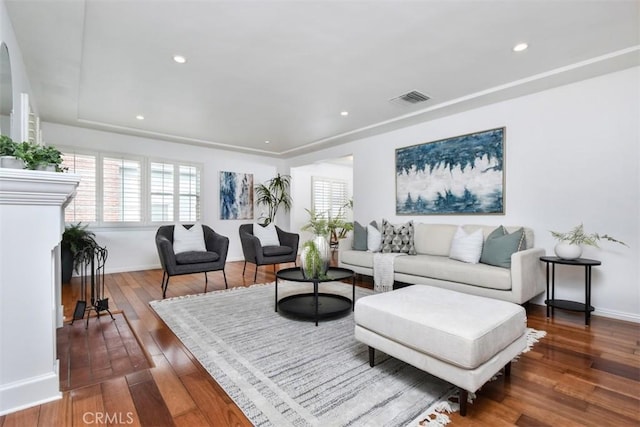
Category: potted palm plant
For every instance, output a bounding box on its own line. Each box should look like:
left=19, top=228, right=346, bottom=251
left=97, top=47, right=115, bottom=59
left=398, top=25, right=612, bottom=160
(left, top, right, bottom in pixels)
left=61, top=223, right=98, bottom=283
left=551, top=224, right=627, bottom=259
left=255, top=173, right=292, bottom=225
left=300, top=209, right=331, bottom=278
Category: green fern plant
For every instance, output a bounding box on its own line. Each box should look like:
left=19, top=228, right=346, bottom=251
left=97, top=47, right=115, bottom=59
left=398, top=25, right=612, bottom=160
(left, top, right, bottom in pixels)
left=550, top=224, right=627, bottom=248
left=301, top=240, right=327, bottom=279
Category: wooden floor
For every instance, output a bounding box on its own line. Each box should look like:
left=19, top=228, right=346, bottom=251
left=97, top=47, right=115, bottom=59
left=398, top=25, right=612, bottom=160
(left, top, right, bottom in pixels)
left=1, top=259, right=638, bottom=426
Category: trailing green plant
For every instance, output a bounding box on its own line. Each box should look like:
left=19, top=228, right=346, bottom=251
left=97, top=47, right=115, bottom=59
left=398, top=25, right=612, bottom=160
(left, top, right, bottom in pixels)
left=255, top=173, right=292, bottom=225
left=550, top=224, right=627, bottom=248
left=62, top=222, right=99, bottom=272
left=301, top=240, right=327, bottom=279
left=0, top=135, right=17, bottom=156
left=11, top=141, right=66, bottom=171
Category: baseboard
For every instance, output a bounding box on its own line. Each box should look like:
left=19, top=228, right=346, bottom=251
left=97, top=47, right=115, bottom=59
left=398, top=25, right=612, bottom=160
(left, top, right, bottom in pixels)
left=0, top=366, right=61, bottom=416
left=593, top=307, right=640, bottom=323
left=528, top=302, right=640, bottom=324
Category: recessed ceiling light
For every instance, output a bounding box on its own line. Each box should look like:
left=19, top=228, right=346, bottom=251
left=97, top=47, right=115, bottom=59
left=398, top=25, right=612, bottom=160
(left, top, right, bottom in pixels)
left=264, top=140, right=270, bottom=144
left=340, top=111, right=349, bottom=116
left=513, top=43, right=528, bottom=52
left=135, top=115, right=144, bottom=120
left=173, top=55, right=187, bottom=64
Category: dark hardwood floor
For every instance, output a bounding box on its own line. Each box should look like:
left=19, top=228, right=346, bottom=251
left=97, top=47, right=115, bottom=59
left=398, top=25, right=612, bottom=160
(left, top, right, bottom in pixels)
left=1, top=258, right=638, bottom=426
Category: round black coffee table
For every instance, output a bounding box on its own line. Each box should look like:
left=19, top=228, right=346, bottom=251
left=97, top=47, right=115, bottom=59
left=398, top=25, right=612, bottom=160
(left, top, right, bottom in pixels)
left=275, top=267, right=356, bottom=326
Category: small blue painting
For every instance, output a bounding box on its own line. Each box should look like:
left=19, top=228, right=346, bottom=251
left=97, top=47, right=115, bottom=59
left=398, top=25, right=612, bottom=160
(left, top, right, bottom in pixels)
left=396, top=127, right=505, bottom=215
left=220, top=171, right=254, bottom=220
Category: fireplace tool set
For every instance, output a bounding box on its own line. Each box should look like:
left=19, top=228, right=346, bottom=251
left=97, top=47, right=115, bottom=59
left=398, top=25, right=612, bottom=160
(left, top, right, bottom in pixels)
left=71, top=244, right=113, bottom=328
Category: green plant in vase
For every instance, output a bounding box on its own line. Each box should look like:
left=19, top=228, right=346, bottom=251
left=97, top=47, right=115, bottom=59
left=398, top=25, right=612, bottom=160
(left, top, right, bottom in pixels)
left=550, top=223, right=627, bottom=260
left=301, top=240, right=328, bottom=279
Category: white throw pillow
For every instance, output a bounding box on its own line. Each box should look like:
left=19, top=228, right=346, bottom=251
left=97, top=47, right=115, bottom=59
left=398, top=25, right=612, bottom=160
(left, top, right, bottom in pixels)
left=367, top=224, right=382, bottom=252
left=173, top=223, right=207, bottom=254
left=253, top=223, right=280, bottom=246
left=449, top=226, right=483, bottom=264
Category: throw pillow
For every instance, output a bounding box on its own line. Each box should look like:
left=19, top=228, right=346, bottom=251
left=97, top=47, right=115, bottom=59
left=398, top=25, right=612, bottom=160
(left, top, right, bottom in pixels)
left=380, top=219, right=417, bottom=255
left=480, top=226, right=526, bottom=268
left=367, top=223, right=382, bottom=252
left=352, top=221, right=368, bottom=251
left=449, top=226, right=483, bottom=263
left=173, top=223, right=207, bottom=254
left=253, top=222, right=280, bottom=246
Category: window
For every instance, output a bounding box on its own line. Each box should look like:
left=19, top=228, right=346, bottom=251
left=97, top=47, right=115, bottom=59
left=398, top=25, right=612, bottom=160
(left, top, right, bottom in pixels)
left=103, top=157, right=142, bottom=222
left=61, top=149, right=201, bottom=226
left=311, top=177, right=349, bottom=220
left=62, top=153, right=97, bottom=223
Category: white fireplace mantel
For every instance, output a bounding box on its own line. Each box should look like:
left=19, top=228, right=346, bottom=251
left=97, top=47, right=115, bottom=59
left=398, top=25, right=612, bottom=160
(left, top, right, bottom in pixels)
left=0, top=168, right=79, bottom=415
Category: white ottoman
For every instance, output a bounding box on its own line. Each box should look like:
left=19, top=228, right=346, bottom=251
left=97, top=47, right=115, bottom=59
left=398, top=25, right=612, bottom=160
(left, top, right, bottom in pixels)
left=354, top=285, right=527, bottom=416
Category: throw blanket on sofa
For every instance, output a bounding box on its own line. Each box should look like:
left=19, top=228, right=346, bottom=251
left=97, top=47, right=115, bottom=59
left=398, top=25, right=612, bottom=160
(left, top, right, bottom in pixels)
left=373, top=253, right=406, bottom=293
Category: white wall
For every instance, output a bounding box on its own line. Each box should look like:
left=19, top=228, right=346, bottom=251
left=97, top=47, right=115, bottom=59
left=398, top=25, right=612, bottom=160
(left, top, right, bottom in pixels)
left=289, top=67, right=640, bottom=322
left=42, top=122, right=287, bottom=271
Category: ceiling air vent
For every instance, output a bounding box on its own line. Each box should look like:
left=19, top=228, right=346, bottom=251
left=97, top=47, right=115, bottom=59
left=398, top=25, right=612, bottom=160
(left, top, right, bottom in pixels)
left=390, top=90, right=431, bottom=105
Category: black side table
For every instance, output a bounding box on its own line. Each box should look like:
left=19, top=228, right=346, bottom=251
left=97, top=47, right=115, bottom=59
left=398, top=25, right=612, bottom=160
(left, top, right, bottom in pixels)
left=539, top=256, right=601, bottom=326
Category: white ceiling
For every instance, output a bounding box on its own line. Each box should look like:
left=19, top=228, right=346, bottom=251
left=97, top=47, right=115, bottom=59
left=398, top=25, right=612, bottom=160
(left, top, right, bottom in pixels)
left=4, top=0, right=639, bottom=157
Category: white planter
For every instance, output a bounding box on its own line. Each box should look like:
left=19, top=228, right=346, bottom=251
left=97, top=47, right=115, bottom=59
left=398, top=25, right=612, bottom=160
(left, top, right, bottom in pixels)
left=554, top=243, right=582, bottom=260
left=35, top=164, right=56, bottom=172
left=0, top=156, right=25, bottom=169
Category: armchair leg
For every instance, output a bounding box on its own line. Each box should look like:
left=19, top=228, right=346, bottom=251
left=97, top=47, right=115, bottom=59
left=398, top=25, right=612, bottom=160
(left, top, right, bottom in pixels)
left=204, top=272, right=208, bottom=294
left=243, top=261, right=247, bottom=276
left=161, top=273, right=170, bottom=299
left=161, top=271, right=167, bottom=289
left=254, top=264, right=258, bottom=283
left=223, top=270, right=228, bottom=289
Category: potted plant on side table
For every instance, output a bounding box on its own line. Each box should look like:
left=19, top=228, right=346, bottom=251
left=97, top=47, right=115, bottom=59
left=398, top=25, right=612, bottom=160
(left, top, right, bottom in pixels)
left=551, top=223, right=627, bottom=260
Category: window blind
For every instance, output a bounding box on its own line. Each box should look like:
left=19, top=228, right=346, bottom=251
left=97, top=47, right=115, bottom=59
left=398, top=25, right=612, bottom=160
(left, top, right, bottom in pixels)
left=150, top=162, right=174, bottom=222
left=179, top=165, right=200, bottom=222
left=103, top=157, right=141, bottom=222
left=312, top=177, right=348, bottom=219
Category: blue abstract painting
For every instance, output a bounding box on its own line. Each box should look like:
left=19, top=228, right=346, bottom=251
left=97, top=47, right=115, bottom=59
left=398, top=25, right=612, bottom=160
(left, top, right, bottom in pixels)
left=220, top=171, right=254, bottom=220
left=396, top=127, right=505, bottom=215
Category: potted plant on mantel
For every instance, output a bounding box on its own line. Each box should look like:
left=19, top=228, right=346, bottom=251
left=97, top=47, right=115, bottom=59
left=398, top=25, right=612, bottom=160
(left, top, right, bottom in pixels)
left=550, top=223, right=627, bottom=260
left=61, top=223, right=98, bottom=283
left=0, top=137, right=65, bottom=171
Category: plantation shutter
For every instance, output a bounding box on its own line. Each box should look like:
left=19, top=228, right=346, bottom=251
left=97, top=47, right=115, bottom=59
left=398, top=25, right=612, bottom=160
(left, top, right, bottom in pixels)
left=103, top=157, right=141, bottom=222
left=150, top=162, right=174, bottom=222
left=62, top=152, right=97, bottom=223
left=312, top=177, right=348, bottom=219
left=179, top=165, right=200, bottom=222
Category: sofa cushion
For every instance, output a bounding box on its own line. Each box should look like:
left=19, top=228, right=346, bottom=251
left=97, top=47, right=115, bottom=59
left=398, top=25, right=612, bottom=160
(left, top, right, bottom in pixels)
left=480, top=226, right=526, bottom=268
left=352, top=221, right=368, bottom=250
left=380, top=219, right=417, bottom=255
left=367, top=223, right=382, bottom=252
left=173, top=223, right=207, bottom=254
left=414, top=224, right=458, bottom=256
left=354, top=285, right=526, bottom=369
left=449, top=226, right=483, bottom=264
left=394, top=255, right=512, bottom=290
left=175, top=251, right=219, bottom=265
left=340, top=249, right=374, bottom=269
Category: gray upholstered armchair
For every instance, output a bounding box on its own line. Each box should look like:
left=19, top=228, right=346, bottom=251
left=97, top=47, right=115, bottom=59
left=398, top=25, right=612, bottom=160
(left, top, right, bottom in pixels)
left=239, top=224, right=299, bottom=282
left=155, top=224, right=229, bottom=298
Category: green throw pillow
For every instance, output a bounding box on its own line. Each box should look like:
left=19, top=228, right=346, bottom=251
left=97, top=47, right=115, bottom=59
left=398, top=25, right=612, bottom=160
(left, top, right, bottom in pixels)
left=352, top=221, right=368, bottom=251
left=480, top=226, right=526, bottom=268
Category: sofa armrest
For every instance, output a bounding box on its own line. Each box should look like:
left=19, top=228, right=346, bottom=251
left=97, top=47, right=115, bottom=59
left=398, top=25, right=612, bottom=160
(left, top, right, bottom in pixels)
left=510, top=248, right=546, bottom=303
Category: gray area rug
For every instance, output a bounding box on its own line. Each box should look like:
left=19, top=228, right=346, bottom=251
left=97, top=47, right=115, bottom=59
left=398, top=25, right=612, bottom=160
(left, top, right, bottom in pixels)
left=150, top=282, right=544, bottom=427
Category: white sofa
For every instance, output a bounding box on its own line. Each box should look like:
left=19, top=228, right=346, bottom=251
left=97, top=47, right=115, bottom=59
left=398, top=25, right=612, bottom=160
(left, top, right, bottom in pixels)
left=339, top=223, right=545, bottom=304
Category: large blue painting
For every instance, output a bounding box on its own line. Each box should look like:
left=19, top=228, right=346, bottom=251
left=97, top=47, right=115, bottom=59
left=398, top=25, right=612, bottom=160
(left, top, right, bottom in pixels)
left=220, top=171, right=254, bottom=220
left=396, top=127, right=505, bottom=215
